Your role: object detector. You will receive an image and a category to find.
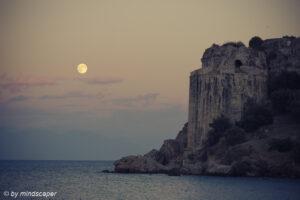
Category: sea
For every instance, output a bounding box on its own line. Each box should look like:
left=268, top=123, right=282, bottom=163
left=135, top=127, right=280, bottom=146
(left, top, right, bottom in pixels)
left=0, top=160, right=300, bottom=200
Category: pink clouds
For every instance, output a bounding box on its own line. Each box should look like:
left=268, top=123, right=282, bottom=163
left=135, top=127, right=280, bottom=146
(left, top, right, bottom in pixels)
left=78, top=77, right=124, bottom=85
left=0, top=74, right=57, bottom=93
left=40, top=91, right=104, bottom=100
left=0, top=74, right=123, bottom=93
left=111, top=93, right=159, bottom=107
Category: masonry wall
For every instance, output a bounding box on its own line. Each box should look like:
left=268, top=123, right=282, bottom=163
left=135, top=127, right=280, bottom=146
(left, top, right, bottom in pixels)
left=187, top=68, right=268, bottom=150
left=186, top=37, right=300, bottom=150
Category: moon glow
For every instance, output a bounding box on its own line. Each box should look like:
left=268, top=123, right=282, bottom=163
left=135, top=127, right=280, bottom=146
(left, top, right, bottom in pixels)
left=77, top=63, right=88, bottom=74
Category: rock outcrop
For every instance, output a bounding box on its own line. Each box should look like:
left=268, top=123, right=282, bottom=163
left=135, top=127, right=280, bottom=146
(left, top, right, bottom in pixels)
left=114, top=36, right=300, bottom=178
left=115, top=123, right=188, bottom=173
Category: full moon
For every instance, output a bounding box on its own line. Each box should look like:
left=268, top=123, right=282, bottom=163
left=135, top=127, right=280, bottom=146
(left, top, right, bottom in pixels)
left=77, top=63, right=88, bottom=74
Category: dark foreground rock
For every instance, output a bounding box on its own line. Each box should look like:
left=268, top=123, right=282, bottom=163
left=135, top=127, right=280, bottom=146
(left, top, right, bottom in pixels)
left=167, top=168, right=181, bottom=176
left=114, top=155, right=168, bottom=173
left=102, top=169, right=114, bottom=173
left=114, top=116, right=300, bottom=178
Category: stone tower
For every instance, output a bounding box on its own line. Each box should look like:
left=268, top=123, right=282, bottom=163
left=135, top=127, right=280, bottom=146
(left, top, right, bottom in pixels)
left=187, top=42, right=268, bottom=150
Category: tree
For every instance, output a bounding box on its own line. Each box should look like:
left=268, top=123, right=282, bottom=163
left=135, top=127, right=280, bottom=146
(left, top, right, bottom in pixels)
left=209, top=114, right=232, bottom=133
left=237, top=100, right=273, bottom=132
left=249, top=36, right=264, bottom=51
left=207, top=115, right=232, bottom=146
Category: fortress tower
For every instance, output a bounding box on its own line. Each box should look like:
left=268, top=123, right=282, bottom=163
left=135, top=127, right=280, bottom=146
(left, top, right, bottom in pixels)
left=186, top=42, right=268, bottom=150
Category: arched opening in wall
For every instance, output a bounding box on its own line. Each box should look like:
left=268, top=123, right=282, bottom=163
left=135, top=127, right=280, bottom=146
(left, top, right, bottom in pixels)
left=235, top=60, right=243, bottom=69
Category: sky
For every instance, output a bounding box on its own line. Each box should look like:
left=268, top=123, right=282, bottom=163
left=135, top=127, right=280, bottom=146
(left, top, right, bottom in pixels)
left=0, top=0, right=300, bottom=160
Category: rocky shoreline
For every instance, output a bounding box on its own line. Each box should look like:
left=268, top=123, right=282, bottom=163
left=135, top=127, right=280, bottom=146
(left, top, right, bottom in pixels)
left=114, top=116, right=300, bottom=178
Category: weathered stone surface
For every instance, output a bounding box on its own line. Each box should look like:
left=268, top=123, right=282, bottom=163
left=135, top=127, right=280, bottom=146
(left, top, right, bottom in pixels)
left=159, top=139, right=181, bottom=164
left=158, top=124, right=188, bottom=164
left=114, top=123, right=188, bottom=174
left=114, top=155, right=168, bottom=173
left=186, top=37, right=300, bottom=151
left=187, top=42, right=268, bottom=149
left=144, top=149, right=164, bottom=164
left=263, top=36, right=300, bottom=75
left=201, top=42, right=266, bottom=70
left=175, top=122, right=188, bottom=148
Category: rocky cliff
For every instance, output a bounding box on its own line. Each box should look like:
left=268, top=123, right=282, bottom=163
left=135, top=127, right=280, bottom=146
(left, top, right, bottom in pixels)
left=187, top=42, right=268, bottom=150
left=114, top=36, right=300, bottom=178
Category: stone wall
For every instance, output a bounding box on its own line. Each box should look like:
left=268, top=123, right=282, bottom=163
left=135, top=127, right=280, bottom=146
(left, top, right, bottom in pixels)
left=263, top=36, right=300, bottom=75
left=187, top=37, right=300, bottom=150
left=187, top=42, right=268, bottom=150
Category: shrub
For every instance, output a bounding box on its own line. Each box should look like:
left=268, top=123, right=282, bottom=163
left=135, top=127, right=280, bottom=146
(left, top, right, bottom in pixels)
left=249, top=36, right=264, bottom=51
left=271, top=89, right=296, bottom=113
left=236, top=116, right=259, bottom=132
left=207, top=130, right=221, bottom=146
left=268, top=138, right=293, bottom=152
left=207, top=115, right=232, bottom=146
left=237, top=100, right=273, bottom=132
left=225, top=127, right=246, bottom=146
left=209, top=114, right=232, bottom=133
left=269, top=71, right=300, bottom=93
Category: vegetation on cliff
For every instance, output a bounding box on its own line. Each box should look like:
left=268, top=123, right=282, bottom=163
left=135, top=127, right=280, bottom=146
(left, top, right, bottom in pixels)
left=207, top=115, right=232, bottom=146
left=249, top=36, right=264, bottom=51
left=269, top=71, right=300, bottom=118
left=237, top=100, right=273, bottom=132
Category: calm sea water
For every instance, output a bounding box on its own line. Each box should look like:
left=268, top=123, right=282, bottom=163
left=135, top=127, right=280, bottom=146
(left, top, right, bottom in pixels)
left=0, top=160, right=300, bottom=200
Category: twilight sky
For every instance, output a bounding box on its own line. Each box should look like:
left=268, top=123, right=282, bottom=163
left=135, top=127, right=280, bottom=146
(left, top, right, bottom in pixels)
left=0, top=0, right=300, bottom=160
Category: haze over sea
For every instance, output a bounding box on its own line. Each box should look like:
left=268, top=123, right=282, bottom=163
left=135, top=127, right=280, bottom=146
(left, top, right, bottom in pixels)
left=1, top=160, right=299, bottom=200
